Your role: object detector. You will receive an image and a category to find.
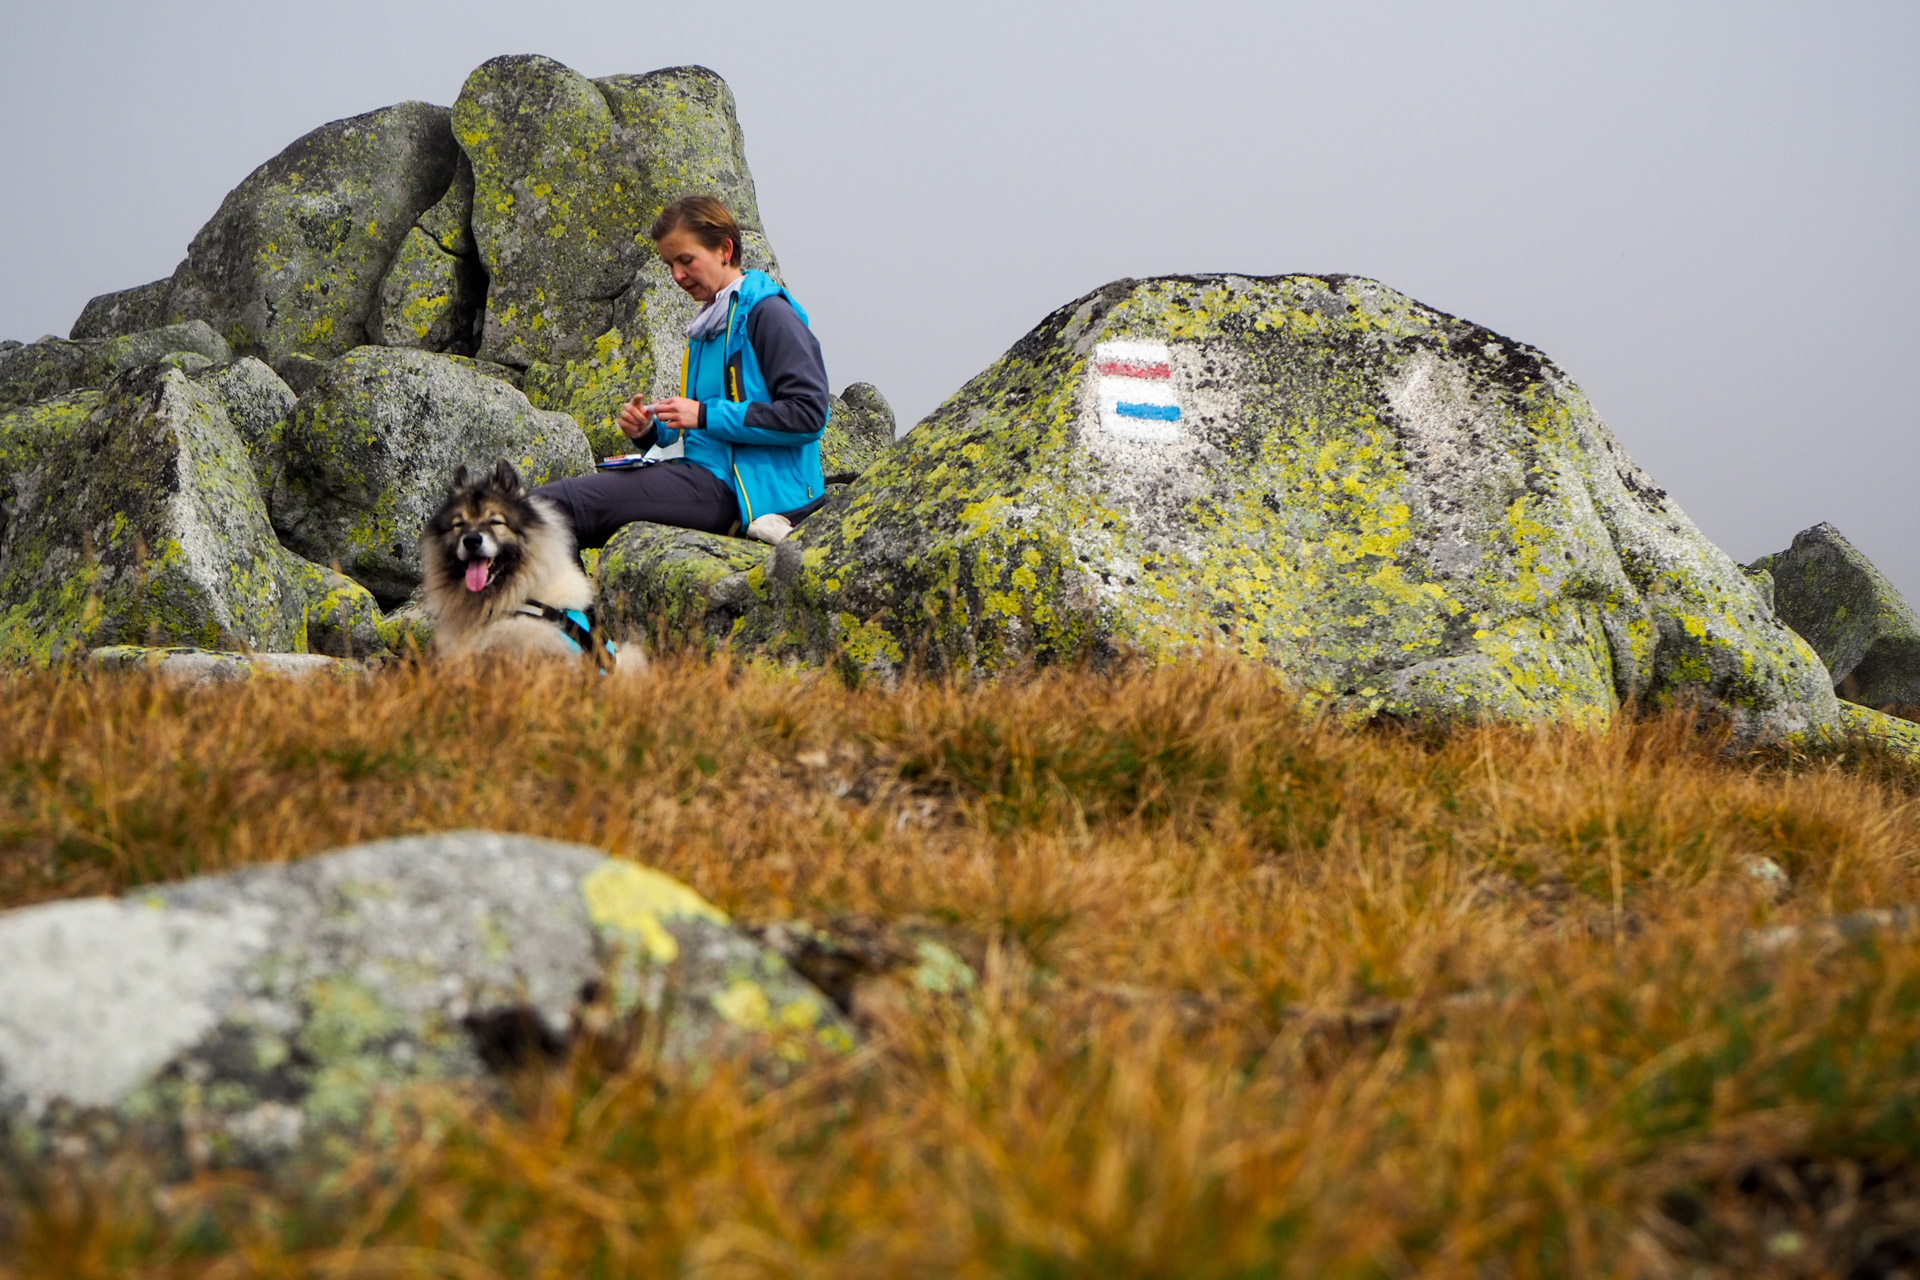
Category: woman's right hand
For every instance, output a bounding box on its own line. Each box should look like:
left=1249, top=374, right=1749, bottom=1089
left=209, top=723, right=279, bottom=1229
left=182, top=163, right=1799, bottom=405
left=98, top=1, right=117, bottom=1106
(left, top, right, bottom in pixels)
left=617, top=394, right=654, bottom=439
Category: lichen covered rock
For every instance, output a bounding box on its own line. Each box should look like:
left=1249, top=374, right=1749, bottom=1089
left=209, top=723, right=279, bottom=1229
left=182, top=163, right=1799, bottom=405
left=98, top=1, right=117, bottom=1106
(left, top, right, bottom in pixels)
left=598, top=521, right=770, bottom=646
left=0, top=832, right=850, bottom=1172
left=1837, top=701, right=1920, bottom=761
left=368, top=226, right=485, bottom=354
left=454, top=56, right=654, bottom=370
left=87, top=645, right=362, bottom=683
left=823, top=382, right=896, bottom=481
left=1751, top=524, right=1920, bottom=717
left=743, top=274, right=1837, bottom=742
left=162, top=101, right=460, bottom=367
left=271, top=346, right=592, bottom=603
left=0, top=321, right=234, bottom=412
left=69, top=278, right=172, bottom=341
left=0, top=389, right=100, bottom=546
left=189, top=356, right=297, bottom=496
left=0, top=363, right=376, bottom=660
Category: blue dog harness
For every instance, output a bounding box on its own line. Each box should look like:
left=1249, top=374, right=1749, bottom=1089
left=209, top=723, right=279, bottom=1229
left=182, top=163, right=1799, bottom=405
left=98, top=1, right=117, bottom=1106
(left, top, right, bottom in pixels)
left=516, top=600, right=619, bottom=674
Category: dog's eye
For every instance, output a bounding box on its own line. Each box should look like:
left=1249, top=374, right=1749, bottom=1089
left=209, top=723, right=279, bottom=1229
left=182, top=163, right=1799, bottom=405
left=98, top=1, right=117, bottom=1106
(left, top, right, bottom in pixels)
left=486, top=517, right=506, bottom=527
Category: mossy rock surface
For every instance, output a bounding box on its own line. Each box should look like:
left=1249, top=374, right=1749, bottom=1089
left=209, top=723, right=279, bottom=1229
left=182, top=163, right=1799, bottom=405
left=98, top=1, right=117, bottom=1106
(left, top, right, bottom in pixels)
left=69, top=278, right=172, bottom=341
left=740, top=274, right=1836, bottom=743
left=0, top=321, right=230, bottom=412
left=454, top=56, right=654, bottom=370
left=822, top=382, right=896, bottom=481
left=191, top=357, right=297, bottom=497
left=368, top=225, right=485, bottom=354
left=1, top=389, right=101, bottom=547
left=0, top=832, right=850, bottom=1174
left=270, top=346, right=592, bottom=604
left=1752, top=523, right=1920, bottom=718
left=456, top=58, right=780, bottom=448
left=597, top=520, right=770, bottom=647
left=162, top=101, right=460, bottom=368
left=0, top=364, right=378, bottom=661
left=1836, top=700, right=1920, bottom=760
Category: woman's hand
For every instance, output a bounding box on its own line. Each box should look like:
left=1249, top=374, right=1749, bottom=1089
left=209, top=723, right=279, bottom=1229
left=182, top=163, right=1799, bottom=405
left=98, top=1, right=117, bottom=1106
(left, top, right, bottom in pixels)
left=645, top=396, right=703, bottom=431
left=617, top=394, right=653, bottom=439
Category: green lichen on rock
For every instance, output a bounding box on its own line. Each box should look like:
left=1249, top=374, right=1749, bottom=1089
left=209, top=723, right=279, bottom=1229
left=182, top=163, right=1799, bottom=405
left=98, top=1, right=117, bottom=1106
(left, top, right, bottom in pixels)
left=162, top=101, right=460, bottom=368
left=1836, top=701, right=1920, bottom=760
left=69, top=278, right=172, bottom=341
left=597, top=521, right=770, bottom=648
left=368, top=225, right=485, bottom=354
left=0, top=364, right=347, bottom=661
left=822, top=382, right=896, bottom=481
left=524, top=326, right=650, bottom=459
left=0, top=833, right=850, bottom=1174
left=0, top=321, right=234, bottom=412
left=189, top=356, right=297, bottom=497
left=456, top=58, right=782, bottom=444
left=1751, top=523, right=1920, bottom=718
left=0, top=389, right=101, bottom=546
left=271, top=346, right=592, bottom=604
left=454, top=56, right=654, bottom=369
left=739, top=274, right=1836, bottom=743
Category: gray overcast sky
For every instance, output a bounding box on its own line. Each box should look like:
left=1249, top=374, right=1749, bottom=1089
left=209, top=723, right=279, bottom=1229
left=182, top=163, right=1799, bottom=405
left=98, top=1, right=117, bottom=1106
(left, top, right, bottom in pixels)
left=4, top=1, right=1916, bottom=603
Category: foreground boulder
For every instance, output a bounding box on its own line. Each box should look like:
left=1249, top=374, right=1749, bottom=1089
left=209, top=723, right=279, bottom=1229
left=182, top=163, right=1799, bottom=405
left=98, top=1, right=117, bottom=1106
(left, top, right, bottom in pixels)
left=0, top=832, right=849, bottom=1172
left=162, top=101, right=461, bottom=367
left=1751, top=524, right=1920, bottom=717
left=271, top=347, right=593, bottom=604
left=0, top=364, right=380, bottom=660
left=744, top=274, right=1837, bottom=742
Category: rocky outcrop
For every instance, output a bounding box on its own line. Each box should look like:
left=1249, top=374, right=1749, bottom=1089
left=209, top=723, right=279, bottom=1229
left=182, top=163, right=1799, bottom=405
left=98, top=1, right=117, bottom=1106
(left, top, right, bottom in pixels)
left=741, top=274, right=1837, bottom=742
left=0, top=390, right=100, bottom=549
left=162, top=101, right=461, bottom=368
left=824, top=382, right=896, bottom=481
left=0, top=832, right=850, bottom=1173
left=1751, top=524, right=1920, bottom=717
left=0, top=363, right=381, bottom=660
left=271, top=346, right=593, bottom=604
left=69, top=279, right=172, bottom=342
left=0, top=321, right=232, bottom=412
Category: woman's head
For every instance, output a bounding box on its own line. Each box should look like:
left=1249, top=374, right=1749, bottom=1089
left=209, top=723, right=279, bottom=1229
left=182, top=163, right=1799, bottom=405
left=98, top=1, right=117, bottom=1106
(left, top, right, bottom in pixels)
left=650, top=196, right=745, bottom=303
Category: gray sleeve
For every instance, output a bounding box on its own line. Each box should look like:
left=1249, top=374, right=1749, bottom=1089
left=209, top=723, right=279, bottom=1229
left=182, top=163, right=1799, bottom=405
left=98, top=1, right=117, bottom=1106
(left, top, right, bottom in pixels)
left=743, top=296, right=830, bottom=434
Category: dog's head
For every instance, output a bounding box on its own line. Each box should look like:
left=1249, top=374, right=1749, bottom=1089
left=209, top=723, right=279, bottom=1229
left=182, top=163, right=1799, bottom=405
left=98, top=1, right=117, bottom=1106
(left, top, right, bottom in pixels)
left=423, top=459, right=549, bottom=597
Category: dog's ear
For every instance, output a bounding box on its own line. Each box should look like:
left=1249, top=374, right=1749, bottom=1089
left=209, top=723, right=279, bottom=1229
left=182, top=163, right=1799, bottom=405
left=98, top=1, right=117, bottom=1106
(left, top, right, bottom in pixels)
left=450, top=464, right=473, bottom=493
left=492, top=458, right=525, bottom=497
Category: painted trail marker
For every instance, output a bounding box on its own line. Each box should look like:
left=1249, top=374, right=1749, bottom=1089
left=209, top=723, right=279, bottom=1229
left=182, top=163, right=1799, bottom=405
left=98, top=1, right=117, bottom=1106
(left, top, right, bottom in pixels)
left=1095, top=340, right=1182, bottom=442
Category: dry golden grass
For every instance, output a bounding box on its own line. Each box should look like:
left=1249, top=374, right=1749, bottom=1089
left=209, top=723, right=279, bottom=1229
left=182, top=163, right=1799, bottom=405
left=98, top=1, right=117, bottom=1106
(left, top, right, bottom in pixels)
left=3, top=656, right=1920, bottom=1278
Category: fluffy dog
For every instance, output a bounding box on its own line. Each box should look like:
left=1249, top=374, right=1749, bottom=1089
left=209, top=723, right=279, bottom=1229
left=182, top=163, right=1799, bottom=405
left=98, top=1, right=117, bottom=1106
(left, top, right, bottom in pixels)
left=421, top=459, right=627, bottom=670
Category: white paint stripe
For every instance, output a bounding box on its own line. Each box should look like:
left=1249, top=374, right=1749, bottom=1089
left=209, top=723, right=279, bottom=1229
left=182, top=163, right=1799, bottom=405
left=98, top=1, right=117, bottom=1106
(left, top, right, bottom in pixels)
left=1095, top=339, right=1172, bottom=364
left=1098, top=380, right=1178, bottom=410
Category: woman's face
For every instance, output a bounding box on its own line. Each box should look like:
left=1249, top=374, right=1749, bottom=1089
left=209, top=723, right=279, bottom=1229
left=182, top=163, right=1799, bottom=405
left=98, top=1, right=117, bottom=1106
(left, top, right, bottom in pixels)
left=656, top=228, right=741, bottom=304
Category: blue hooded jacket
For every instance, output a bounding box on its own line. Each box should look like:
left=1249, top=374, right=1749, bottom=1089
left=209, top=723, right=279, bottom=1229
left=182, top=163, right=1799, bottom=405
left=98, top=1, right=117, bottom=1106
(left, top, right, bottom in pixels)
left=652, top=270, right=828, bottom=526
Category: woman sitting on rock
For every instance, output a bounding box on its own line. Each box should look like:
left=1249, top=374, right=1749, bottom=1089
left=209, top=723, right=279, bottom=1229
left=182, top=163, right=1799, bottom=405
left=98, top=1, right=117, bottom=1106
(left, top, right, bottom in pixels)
left=533, top=195, right=830, bottom=548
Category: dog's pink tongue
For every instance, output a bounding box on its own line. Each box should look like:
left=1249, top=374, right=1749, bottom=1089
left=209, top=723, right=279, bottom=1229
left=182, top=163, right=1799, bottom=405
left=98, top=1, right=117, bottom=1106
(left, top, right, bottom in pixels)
left=464, top=559, right=491, bottom=593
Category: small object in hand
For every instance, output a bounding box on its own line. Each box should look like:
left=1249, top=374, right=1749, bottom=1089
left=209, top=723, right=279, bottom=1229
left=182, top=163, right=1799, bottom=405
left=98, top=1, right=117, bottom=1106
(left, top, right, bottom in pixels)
left=746, top=513, right=793, bottom=545
left=596, top=454, right=657, bottom=471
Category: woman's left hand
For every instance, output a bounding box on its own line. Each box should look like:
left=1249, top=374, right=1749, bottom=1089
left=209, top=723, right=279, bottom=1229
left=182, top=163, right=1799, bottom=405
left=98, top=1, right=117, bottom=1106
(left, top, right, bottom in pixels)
left=646, top=396, right=703, bottom=430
